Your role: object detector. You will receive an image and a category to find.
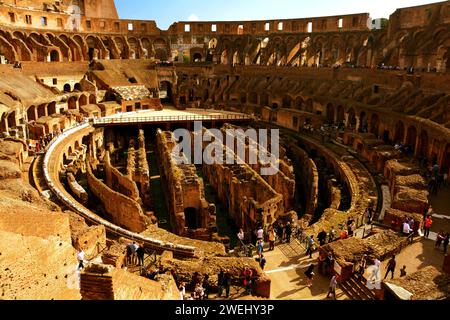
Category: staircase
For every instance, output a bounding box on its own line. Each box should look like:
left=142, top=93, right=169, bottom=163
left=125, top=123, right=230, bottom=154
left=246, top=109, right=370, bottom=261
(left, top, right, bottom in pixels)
left=340, top=275, right=377, bottom=300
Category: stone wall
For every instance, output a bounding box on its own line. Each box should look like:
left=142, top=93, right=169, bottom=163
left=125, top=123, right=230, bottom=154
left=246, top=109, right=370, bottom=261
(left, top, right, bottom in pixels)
left=86, top=156, right=148, bottom=233
left=156, top=129, right=215, bottom=236
left=287, top=143, right=319, bottom=215
left=68, top=212, right=106, bottom=260
left=200, top=128, right=284, bottom=231
left=104, top=151, right=140, bottom=202
left=220, top=124, right=296, bottom=211
left=384, top=160, right=429, bottom=214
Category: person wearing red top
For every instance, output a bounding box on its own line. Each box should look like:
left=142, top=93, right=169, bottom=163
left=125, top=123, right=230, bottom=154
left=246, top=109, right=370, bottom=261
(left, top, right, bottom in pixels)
left=424, top=215, right=433, bottom=238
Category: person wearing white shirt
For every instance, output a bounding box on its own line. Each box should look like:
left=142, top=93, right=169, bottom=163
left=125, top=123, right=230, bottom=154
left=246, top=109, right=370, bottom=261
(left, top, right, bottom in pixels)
left=77, top=250, right=85, bottom=270
left=256, top=228, right=264, bottom=241
left=403, top=222, right=412, bottom=235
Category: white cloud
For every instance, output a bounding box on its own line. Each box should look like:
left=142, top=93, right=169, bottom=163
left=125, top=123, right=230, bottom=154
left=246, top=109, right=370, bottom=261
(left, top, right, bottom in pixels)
left=188, top=14, right=199, bottom=21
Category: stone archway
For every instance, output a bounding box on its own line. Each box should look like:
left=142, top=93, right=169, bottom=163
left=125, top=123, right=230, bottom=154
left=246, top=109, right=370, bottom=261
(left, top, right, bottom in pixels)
left=394, top=121, right=405, bottom=143
left=295, top=97, right=303, bottom=110
left=283, top=95, right=293, bottom=108
left=347, top=108, right=356, bottom=129
left=418, top=130, right=429, bottom=157
left=49, top=50, right=60, bottom=62
left=337, top=105, right=345, bottom=124
left=359, top=111, right=367, bottom=133
left=184, top=207, right=198, bottom=230
left=406, top=126, right=417, bottom=152
left=370, top=114, right=380, bottom=136
left=326, top=103, right=335, bottom=124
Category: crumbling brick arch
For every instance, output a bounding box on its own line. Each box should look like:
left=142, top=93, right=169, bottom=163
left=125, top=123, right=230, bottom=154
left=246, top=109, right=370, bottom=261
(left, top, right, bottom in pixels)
left=265, top=36, right=287, bottom=66
left=89, top=94, right=96, bottom=104
left=282, top=94, right=293, bottom=108
left=46, top=32, right=71, bottom=62
left=336, top=105, right=345, bottom=123
left=394, top=120, right=406, bottom=143
left=49, top=49, right=60, bottom=62
left=87, top=35, right=108, bottom=60
left=347, top=107, right=357, bottom=129
left=68, top=96, right=77, bottom=110
left=311, top=36, right=327, bottom=66
left=406, top=125, right=418, bottom=151
left=305, top=98, right=314, bottom=113
left=71, top=35, right=88, bottom=61
left=359, top=110, right=368, bottom=132
left=113, top=36, right=130, bottom=59
left=79, top=94, right=88, bottom=107
left=0, top=35, right=18, bottom=63
left=343, top=34, right=359, bottom=64
left=140, top=37, right=153, bottom=58
left=37, top=104, right=47, bottom=118
left=326, top=103, right=335, bottom=123
left=369, top=113, right=380, bottom=136
left=153, top=38, right=169, bottom=61
left=48, top=102, right=57, bottom=115
left=248, top=92, right=258, bottom=104
left=127, top=37, right=142, bottom=59
left=329, top=35, right=345, bottom=65
left=63, top=83, right=72, bottom=92
left=12, top=31, right=26, bottom=41
left=292, top=96, right=303, bottom=110
left=190, top=48, right=203, bottom=63
left=27, top=105, right=37, bottom=122
left=260, top=92, right=270, bottom=107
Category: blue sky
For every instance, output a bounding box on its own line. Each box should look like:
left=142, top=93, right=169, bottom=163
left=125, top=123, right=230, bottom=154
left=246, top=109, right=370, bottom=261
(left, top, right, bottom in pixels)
left=115, top=0, right=435, bottom=30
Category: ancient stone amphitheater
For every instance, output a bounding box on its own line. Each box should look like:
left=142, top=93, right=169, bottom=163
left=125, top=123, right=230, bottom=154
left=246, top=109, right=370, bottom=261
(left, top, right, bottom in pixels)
left=0, top=0, right=449, bottom=301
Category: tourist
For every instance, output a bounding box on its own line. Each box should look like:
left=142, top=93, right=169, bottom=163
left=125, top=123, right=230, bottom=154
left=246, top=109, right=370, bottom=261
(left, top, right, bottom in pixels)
left=256, top=226, right=264, bottom=241
left=317, top=229, right=327, bottom=246
left=77, top=249, right=85, bottom=270
left=408, top=218, right=415, bottom=231
left=400, top=266, right=407, bottom=278
left=237, top=228, right=245, bottom=246
left=384, top=256, right=397, bottom=280
left=276, top=222, right=284, bottom=244
left=328, top=227, right=336, bottom=243
left=179, top=282, right=186, bottom=300
left=424, top=215, right=433, bottom=238
left=217, top=270, right=225, bottom=297
left=260, top=254, right=267, bottom=270
left=257, top=239, right=264, bottom=258
left=443, top=233, right=449, bottom=254
left=402, top=220, right=413, bottom=236
left=243, top=267, right=253, bottom=295
left=340, top=229, right=349, bottom=240
left=324, top=252, right=335, bottom=275
left=305, top=235, right=315, bottom=259
left=443, top=173, right=448, bottom=187
left=327, top=275, right=338, bottom=300
left=136, top=244, right=145, bottom=266
left=285, top=222, right=292, bottom=243
left=435, top=231, right=445, bottom=249
left=357, top=254, right=367, bottom=278
left=126, top=241, right=138, bottom=265
left=304, top=264, right=315, bottom=287
left=268, top=228, right=276, bottom=251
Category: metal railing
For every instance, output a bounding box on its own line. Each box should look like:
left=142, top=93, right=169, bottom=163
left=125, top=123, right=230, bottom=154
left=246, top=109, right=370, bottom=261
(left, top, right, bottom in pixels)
left=93, top=113, right=253, bottom=125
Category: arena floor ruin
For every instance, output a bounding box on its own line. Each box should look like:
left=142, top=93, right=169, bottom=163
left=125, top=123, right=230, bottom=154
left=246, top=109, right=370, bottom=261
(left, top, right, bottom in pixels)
left=0, top=0, right=449, bottom=301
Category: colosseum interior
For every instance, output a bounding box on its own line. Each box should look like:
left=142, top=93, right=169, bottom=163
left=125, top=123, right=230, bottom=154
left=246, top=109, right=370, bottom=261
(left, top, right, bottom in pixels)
left=0, top=0, right=449, bottom=301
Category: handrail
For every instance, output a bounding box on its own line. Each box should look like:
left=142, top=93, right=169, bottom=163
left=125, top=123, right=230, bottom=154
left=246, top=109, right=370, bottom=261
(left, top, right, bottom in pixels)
left=93, top=113, right=253, bottom=125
